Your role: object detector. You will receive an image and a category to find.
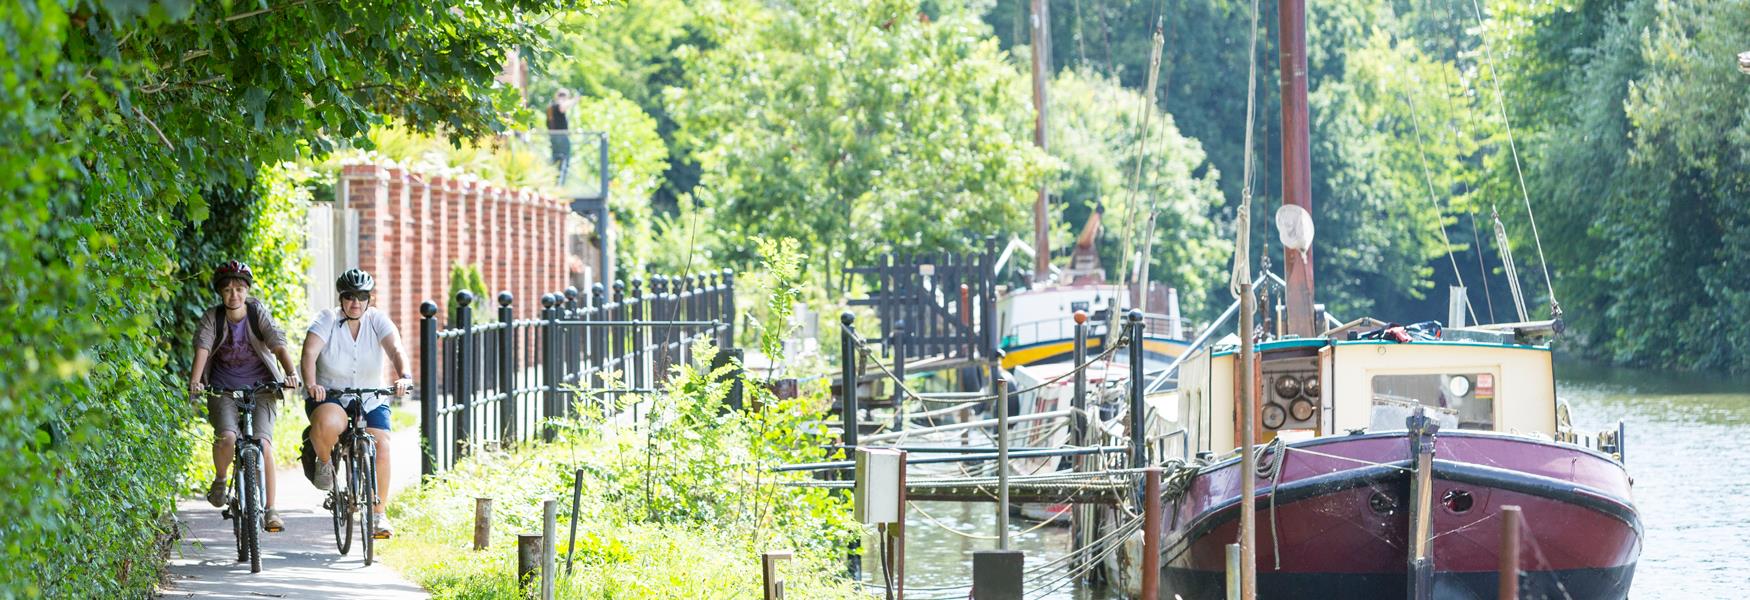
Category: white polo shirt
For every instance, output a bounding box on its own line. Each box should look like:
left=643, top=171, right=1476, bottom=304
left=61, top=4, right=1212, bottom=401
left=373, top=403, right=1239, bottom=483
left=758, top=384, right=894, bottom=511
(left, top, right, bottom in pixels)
left=308, top=307, right=400, bottom=412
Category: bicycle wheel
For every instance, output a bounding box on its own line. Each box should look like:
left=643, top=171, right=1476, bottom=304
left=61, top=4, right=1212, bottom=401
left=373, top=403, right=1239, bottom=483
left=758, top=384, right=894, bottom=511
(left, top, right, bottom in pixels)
left=332, top=448, right=353, bottom=556
left=359, top=440, right=378, bottom=566
left=231, top=477, right=245, bottom=563
left=240, top=444, right=264, bottom=573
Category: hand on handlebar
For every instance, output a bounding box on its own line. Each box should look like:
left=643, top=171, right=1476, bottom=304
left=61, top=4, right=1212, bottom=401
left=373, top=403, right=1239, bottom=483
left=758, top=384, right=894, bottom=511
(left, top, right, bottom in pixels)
left=284, top=374, right=301, bottom=390
left=308, top=383, right=327, bottom=402
left=394, top=378, right=413, bottom=397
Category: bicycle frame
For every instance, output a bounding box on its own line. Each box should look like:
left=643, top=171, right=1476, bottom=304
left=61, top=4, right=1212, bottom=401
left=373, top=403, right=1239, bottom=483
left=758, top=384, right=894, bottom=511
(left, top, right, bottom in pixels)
left=208, top=381, right=281, bottom=573
left=323, top=387, right=395, bottom=564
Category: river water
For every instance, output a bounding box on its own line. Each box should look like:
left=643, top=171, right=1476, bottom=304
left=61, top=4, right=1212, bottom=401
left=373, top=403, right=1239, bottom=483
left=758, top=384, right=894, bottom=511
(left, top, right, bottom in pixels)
left=872, top=361, right=1749, bottom=599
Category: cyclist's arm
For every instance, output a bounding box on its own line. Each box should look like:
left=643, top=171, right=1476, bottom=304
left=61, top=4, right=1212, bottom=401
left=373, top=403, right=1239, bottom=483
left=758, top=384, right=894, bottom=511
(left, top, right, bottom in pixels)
left=302, top=331, right=327, bottom=400
left=271, top=345, right=299, bottom=388
left=382, top=328, right=410, bottom=382
left=190, top=348, right=211, bottom=394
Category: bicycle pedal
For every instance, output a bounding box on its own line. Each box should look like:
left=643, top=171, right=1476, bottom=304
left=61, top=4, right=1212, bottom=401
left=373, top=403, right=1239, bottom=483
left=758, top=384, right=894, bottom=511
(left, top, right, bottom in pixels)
left=265, top=524, right=284, bottom=533
left=371, top=532, right=391, bottom=540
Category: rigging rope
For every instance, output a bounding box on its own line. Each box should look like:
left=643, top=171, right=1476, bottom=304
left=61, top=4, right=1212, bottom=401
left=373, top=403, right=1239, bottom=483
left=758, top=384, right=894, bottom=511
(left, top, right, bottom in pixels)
left=1464, top=0, right=1561, bottom=318
left=1492, top=208, right=1531, bottom=322
left=1230, top=0, right=1262, bottom=300
left=1400, top=89, right=1480, bottom=326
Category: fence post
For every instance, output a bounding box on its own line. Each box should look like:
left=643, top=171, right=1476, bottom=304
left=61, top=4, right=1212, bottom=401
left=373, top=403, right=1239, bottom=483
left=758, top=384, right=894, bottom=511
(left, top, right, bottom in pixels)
left=542, top=293, right=561, bottom=443
left=839, top=312, right=859, bottom=450
left=1127, top=309, right=1146, bottom=469
left=420, top=301, right=439, bottom=477
left=721, top=269, right=736, bottom=348
left=499, top=292, right=516, bottom=444
left=455, top=291, right=475, bottom=462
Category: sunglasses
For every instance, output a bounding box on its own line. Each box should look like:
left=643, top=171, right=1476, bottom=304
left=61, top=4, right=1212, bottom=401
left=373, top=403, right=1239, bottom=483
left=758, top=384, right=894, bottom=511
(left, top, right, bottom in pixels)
left=340, top=292, right=372, bottom=302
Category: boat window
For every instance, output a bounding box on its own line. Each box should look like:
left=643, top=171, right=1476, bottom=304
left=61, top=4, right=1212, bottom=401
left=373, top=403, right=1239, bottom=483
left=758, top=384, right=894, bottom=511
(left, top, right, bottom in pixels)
left=1368, top=373, right=1495, bottom=430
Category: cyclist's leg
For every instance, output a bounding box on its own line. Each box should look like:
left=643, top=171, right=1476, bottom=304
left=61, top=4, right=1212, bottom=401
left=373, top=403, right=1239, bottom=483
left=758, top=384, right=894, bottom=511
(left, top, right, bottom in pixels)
left=252, top=390, right=280, bottom=510
left=207, top=394, right=240, bottom=483
left=307, top=400, right=347, bottom=464
left=365, top=405, right=393, bottom=514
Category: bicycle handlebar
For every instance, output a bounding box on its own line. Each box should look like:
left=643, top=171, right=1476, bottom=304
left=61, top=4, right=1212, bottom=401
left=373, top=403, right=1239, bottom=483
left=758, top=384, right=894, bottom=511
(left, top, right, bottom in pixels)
left=204, top=380, right=290, bottom=397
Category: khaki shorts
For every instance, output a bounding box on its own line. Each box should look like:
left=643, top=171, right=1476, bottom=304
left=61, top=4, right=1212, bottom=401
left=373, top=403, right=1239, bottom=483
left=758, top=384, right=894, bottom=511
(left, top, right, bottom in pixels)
left=206, top=388, right=281, bottom=440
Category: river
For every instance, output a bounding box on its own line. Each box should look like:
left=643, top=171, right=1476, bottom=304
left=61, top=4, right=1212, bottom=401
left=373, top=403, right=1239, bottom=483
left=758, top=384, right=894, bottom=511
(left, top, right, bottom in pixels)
left=869, top=360, right=1749, bottom=599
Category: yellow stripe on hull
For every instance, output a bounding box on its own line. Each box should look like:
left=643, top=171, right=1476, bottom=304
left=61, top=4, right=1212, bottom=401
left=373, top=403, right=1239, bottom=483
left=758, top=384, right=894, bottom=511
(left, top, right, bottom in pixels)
left=1001, top=339, right=1187, bottom=369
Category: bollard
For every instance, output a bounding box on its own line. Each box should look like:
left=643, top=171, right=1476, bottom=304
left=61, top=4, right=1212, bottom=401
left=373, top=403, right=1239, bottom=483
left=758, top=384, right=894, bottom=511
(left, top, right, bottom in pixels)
left=1406, top=407, right=1439, bottom=600
left=473, top=498, right=493, bottom=551
left=541, top=499, right=557, bottom=600
left=972, top=550, right=1024, bottom=600
left=1142, top=467, right=1163, bottom=599
left=419, top=301, right=438, bottom=476
left=517, top=533, right=543, bottom=593
left=762, top=550, right=793, bottom=600
left=1499, top=505, right=1522, bottom=600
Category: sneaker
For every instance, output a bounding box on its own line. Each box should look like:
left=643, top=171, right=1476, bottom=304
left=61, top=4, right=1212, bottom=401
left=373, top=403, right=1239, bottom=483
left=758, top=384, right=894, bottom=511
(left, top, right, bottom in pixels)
left=264, top=508, right=285, bottom=532
left=371, top=513, right=393, bottom=539
left=313, top=461, right=334, bottom=491
left=205, top=478, right=228, bottom=508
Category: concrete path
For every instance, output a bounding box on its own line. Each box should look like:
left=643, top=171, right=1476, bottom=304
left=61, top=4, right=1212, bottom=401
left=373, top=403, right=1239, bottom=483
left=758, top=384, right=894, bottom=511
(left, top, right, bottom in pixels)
left=159, top=428, right=428, bottom=599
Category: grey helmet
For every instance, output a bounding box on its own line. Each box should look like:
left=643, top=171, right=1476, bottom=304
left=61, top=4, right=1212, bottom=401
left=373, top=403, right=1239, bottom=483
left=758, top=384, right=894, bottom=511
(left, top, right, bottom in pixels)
left=336, top=269, right=376, bottom=295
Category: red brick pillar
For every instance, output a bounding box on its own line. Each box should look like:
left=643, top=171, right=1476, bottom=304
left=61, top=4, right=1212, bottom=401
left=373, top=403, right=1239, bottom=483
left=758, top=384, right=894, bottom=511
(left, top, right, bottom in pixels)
left=346, top=162, right=390, bottom=303
left=521, top=191, right=538, bottom=314
left=436, top=176, right=460, bottom=318
left=466, top=179, right=484, bottom=276
left=384, top=167, right=411, bottom=347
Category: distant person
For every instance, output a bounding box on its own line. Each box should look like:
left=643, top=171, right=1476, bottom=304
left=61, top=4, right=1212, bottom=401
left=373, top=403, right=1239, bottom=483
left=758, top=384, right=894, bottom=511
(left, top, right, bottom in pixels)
left=547, top=88, right=577, bottom=185
left=189, top=260, right=300, bottom=533
left=302, top=269, right=412, bottom=539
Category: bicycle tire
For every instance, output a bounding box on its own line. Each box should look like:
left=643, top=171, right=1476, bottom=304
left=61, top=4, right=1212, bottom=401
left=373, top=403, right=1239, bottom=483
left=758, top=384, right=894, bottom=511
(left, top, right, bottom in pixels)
left=231, top=479, right=245, bottom=563
left=332, top=447, right=353, bottom=556
left=360, top=439, right=377, bottom=566
left=240, top=444, right=264, bottom=573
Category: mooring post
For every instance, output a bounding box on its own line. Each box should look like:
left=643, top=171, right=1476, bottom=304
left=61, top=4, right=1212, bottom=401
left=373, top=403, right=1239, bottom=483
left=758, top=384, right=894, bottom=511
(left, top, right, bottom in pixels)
left=498, top=292, right=516, bottom=444
left=541, top=499, right=556, bottom=600
left=419, top=301, right=438, bottom=476
left=1071, top=310, right=1090, bottom=578
left=996, top=377, right=1011, bottom=550
left=1126, top=310, right=1146, bottom=470
left=517, top=533, right=542, bottom=594
left=1499, top=505, right=1522, bottom=600
left=840, top=312, right=859, bottom=450
left=473, top=498, right=492, bottom=551
left=1142, top=467, right=1163, bottom=599
left=1226, top=543, right=1242, bottom=600
left=891, top=320, right=907, bottom=431
left=1406, top=406, right=1439, bottom=600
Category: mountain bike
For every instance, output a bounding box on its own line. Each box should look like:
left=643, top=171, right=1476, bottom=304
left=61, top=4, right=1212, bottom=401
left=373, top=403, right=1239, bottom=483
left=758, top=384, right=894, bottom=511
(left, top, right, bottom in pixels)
left=321, top=387, right=399, bottom=566
left=207, top=380, right=286, bottom=574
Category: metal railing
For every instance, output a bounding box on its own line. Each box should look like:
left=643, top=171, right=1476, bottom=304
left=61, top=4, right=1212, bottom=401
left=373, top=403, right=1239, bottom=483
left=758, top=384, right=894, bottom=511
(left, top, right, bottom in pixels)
left=417, top=272, right=737, bottom=475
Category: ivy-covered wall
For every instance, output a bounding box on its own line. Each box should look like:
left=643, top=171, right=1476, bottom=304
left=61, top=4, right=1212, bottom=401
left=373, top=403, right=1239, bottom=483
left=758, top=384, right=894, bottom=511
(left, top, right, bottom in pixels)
left=0, top=1, right=563, bottom=596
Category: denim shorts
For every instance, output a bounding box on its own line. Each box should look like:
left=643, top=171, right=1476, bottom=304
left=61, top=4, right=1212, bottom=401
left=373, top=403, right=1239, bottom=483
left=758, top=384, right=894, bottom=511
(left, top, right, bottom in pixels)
left=305, top=396, right=392, bottom=431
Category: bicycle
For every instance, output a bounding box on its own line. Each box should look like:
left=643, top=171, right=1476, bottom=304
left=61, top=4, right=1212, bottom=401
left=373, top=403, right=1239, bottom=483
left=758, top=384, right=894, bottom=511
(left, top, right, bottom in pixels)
left=206, top=380, right=286, bottom=574
left=320, top=387, right=401, bottom=566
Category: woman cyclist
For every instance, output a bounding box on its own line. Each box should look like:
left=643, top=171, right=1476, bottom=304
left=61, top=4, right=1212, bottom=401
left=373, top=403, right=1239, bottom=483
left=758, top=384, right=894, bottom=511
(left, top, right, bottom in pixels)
left=301, top=268, right=411, bottom=539
left=189, top=260, right=299, bottom=533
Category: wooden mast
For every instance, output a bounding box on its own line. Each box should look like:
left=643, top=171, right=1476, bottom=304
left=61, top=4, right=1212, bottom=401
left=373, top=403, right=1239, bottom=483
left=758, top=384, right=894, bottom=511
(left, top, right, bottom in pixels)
left=1279, top=0, right=1315, bottom=336
left=1029, top=0, right=1052, bottom=283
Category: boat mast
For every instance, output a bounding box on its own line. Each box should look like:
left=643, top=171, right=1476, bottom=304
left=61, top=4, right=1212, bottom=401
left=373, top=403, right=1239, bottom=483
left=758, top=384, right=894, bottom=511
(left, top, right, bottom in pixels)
left=1279, top=0, right=1315, bottom=336
left=1029, top=0, right=1052, bottom=283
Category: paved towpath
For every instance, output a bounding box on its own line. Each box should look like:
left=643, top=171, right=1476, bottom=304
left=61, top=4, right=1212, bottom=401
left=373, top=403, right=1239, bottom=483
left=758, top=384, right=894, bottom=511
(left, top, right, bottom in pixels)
left=158, top=429, right=427, bottom=599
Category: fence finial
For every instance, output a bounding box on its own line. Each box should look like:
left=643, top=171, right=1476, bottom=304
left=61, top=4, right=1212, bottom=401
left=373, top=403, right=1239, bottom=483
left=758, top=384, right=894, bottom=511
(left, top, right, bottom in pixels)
left=498, top=291, right=514, bottom=307
left=457, top=290, right=476, bottom=306
left=420, top=301, right=439, bottom=318
left=564, top=286, right=579, bottom=302
left=541, top=293, right=558, bottom=309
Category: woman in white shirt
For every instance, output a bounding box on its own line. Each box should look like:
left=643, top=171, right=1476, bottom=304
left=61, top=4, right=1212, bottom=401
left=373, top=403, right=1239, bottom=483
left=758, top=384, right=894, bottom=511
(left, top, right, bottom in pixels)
left=300, top=269, right=411, bottom=538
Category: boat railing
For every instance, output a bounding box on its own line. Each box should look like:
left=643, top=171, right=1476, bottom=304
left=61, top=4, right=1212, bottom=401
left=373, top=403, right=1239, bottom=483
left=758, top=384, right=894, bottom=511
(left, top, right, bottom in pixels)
left=1002, top=311, right=1188, bottom=348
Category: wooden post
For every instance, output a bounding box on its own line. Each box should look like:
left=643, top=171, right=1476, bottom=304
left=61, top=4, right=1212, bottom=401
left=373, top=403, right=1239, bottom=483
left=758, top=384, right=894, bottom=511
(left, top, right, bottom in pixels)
left=1406, top=407, right=1439, bottom=600
left=841, top=312, right=859, bottom=450
left=1070, top=310, right=1090, bottom=579
left=762, top=550, right=793, bottom=600
left=541, top=499, right=557, bottom=600
left=1142, top=467, right=1163, bottom=599
left=1499, top=505, right=1522, bottom=600
left=995, top=377, right=1010, bottom=550
left=473, top=498, right=493, bottom=550
left=1238, top=282, right=1257, bottom=599
left=1226, top=543, right=1242, bottom=600
left=517, top=533, right=543, bottom=594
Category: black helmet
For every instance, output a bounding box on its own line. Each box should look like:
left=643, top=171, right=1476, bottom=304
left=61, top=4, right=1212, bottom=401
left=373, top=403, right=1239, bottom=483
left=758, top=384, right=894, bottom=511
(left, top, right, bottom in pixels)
left=212, top=260, right=254, bottom=291
left=336, top=269, right=375, bottom=295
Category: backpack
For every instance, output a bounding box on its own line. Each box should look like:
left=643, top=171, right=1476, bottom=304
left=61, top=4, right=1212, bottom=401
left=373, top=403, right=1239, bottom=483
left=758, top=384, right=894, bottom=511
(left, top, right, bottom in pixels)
left=299, top=424, right=317, bottom=482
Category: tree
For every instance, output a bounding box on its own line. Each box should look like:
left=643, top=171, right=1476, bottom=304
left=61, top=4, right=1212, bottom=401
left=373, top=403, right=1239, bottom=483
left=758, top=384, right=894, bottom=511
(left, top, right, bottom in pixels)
left=668, top=0, right=1053, bottom=293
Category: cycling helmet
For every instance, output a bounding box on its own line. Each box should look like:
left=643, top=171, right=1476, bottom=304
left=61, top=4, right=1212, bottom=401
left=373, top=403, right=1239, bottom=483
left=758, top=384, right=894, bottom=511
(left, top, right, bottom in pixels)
left=212, top=260, right=254, bottom=291
left=336, top=269, right=376, bottom=295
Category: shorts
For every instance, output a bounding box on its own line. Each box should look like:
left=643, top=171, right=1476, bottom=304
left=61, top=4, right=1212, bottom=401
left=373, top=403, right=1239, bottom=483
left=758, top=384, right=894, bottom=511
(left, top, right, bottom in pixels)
left=207, top=388, right=281, bottom=440
left=305, top=396, right=393, bottom=431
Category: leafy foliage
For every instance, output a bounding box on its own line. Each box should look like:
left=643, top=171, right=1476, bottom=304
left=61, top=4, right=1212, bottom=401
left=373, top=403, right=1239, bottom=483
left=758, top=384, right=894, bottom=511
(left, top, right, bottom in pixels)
left=669, top=0, right=1053, bottom=292
left=0, top=1, right=569, bottom=596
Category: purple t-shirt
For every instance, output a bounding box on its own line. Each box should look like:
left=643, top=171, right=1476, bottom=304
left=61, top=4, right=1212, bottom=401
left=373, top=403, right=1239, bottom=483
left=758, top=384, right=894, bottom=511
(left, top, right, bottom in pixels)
left=209, top=317, right=273, bottom=389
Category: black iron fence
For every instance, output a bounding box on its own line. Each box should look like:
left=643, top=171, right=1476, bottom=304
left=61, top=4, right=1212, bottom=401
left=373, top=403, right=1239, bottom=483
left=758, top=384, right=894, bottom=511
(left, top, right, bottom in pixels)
left=417, top=272, right=737, bottom=476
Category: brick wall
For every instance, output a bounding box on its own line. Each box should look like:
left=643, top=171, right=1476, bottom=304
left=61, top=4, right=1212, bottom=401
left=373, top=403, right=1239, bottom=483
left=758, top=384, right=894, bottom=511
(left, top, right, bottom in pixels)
left=340, top=162, right=576, bottom=369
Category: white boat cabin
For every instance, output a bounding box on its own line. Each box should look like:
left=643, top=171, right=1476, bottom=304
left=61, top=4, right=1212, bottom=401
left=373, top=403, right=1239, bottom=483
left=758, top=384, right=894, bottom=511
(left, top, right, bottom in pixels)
left=1171, top=335, right=1558, bottom=456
